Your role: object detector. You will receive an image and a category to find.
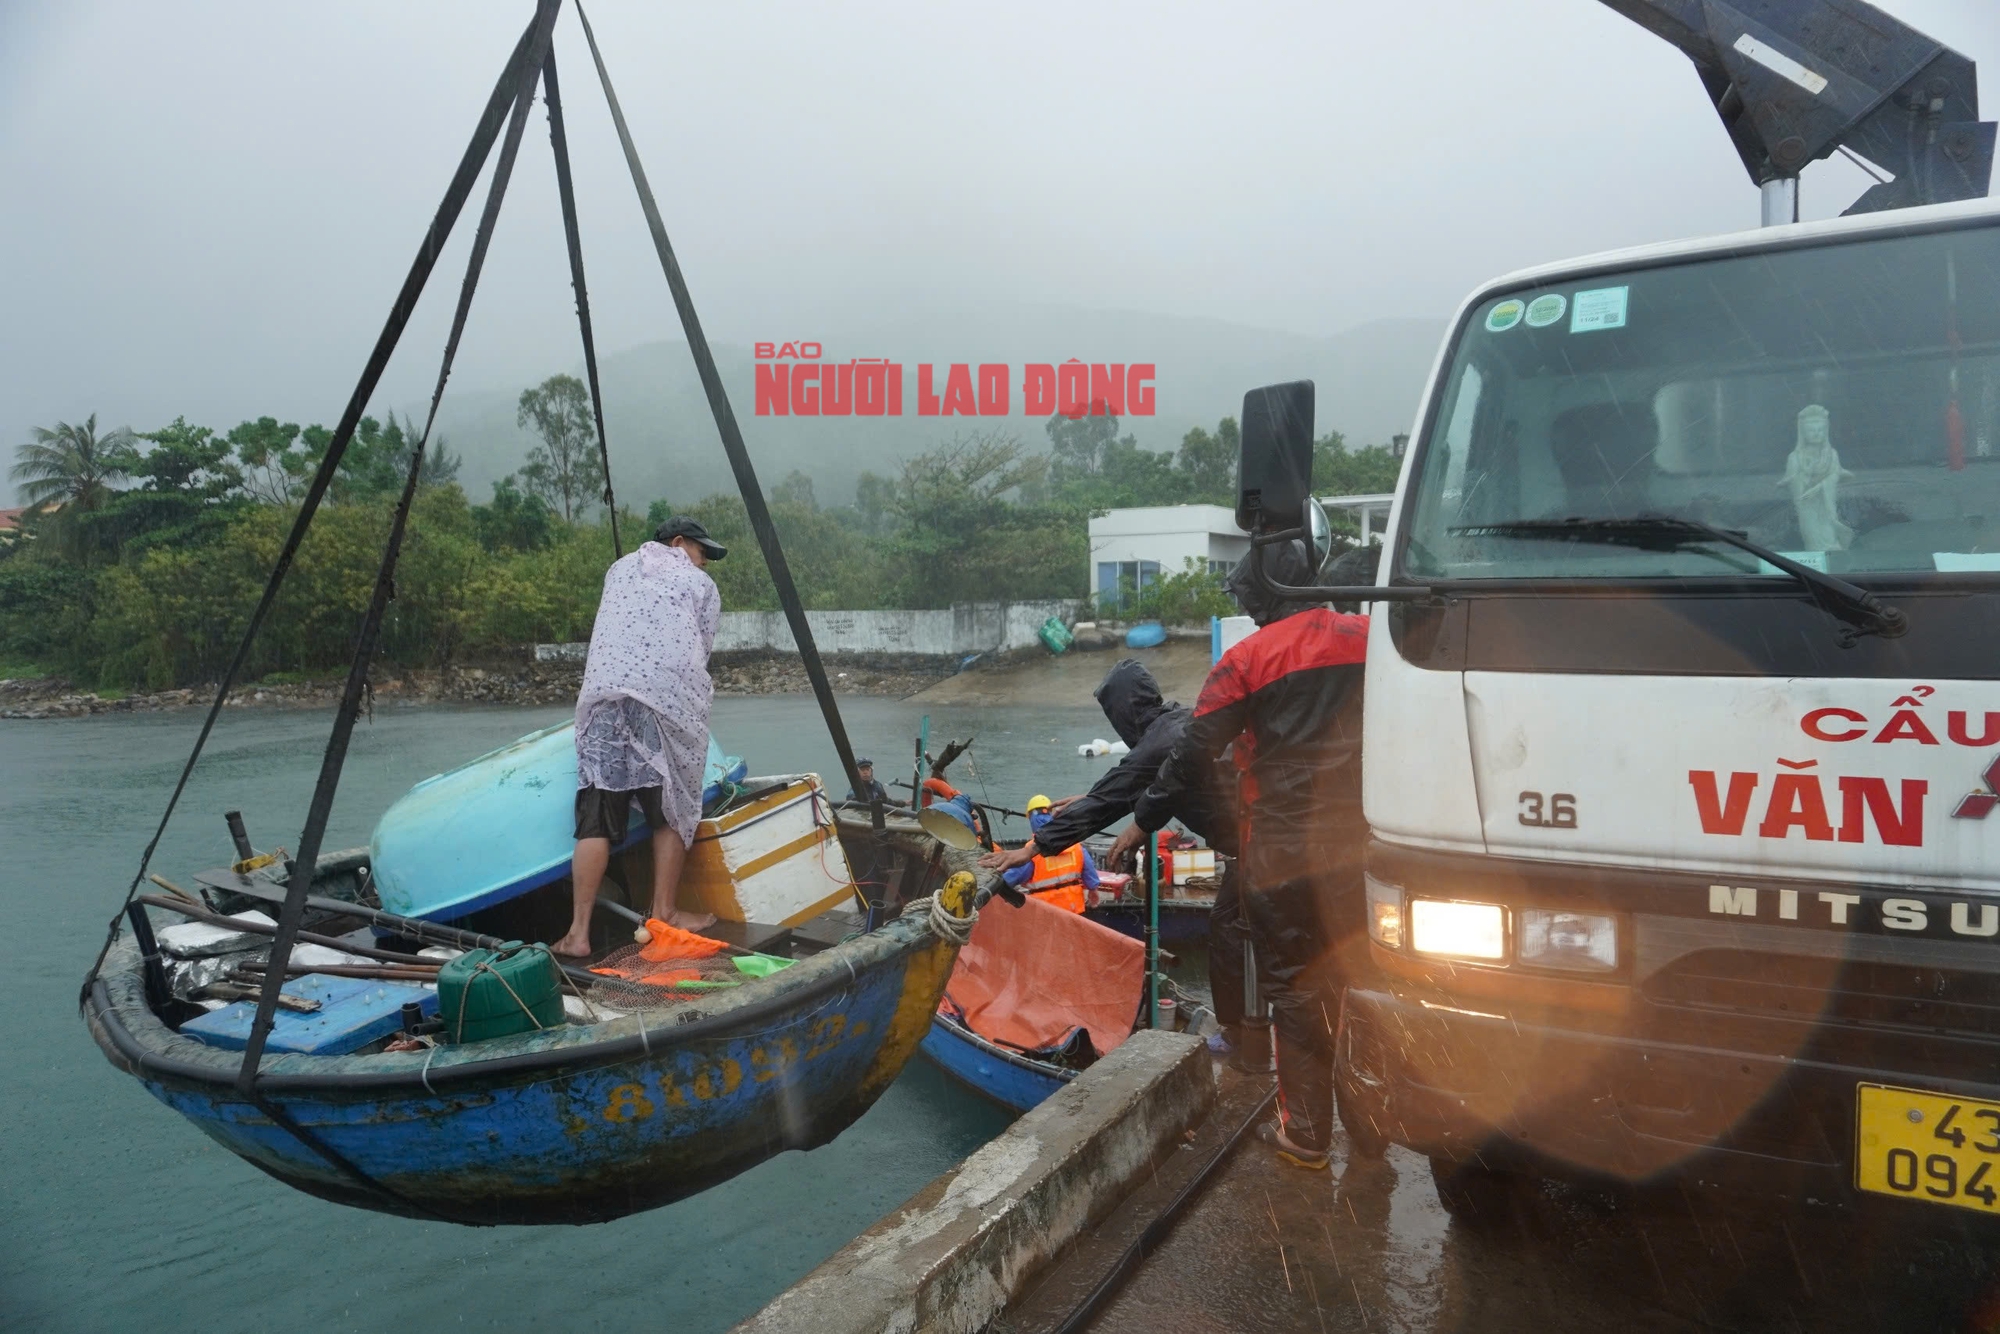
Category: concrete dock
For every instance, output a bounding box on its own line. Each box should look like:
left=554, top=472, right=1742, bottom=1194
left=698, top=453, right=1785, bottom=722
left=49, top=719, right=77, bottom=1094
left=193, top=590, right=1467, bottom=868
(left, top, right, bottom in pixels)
left=744, top=1041, right=2000, bottom=1334
left=734, top=1031, right=1212, bottom=1334
left=1011, top=1068, right=2000, bottom=1334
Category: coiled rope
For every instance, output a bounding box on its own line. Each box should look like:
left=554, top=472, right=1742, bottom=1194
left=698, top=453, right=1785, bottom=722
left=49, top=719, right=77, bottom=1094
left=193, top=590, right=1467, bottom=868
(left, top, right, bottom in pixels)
left=903, top=890, right=977, bottom=946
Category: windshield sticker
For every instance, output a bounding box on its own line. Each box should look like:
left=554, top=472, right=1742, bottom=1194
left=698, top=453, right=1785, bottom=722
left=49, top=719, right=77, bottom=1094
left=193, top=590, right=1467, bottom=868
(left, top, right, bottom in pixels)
left=1758, top=550, right=1830, bottom=575
left=1485, top=299, right=1525, bottom=332
left=1524, top=294, right=1566, bottom=328
left=1570, top=286, right=1629, bottom=333
left=1935, top=552, right=2000, bottom=572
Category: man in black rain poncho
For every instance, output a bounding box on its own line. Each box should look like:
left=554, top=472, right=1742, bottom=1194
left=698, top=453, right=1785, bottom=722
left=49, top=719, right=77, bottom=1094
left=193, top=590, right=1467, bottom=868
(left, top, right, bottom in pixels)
left=1125, top=538, right=1370, bottom=1170
left=979, top=660, right=1248, bottom=1042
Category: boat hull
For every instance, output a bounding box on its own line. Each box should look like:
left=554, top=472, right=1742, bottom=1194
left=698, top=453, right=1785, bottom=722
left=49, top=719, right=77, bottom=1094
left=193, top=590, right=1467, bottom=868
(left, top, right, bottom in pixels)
left=918, top=1014, right=1070, bottom=1115
left=86, top=861, right=974, bottom=1225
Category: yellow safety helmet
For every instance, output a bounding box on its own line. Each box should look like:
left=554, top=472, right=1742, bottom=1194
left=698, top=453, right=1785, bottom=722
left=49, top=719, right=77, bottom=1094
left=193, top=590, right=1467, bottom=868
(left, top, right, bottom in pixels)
left=1025, top=794, right=1053, bottom=813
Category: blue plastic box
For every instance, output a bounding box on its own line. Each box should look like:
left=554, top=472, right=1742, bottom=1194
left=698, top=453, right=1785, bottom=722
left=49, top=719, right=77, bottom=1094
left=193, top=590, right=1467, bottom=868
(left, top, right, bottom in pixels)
left=180, top=974, right=439, bottom=1055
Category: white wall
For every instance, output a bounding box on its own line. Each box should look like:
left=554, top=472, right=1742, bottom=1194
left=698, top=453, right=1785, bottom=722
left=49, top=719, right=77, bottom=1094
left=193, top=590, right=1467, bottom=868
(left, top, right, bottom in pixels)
left=1087, top=504, right=1248, bottom=605
left=536, top=599, right=1083, bottom=663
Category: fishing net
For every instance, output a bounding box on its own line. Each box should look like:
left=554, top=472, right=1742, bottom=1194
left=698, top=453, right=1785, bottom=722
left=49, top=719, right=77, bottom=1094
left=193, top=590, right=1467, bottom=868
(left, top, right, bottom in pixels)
left=583, top=917, right=794, bottom=1012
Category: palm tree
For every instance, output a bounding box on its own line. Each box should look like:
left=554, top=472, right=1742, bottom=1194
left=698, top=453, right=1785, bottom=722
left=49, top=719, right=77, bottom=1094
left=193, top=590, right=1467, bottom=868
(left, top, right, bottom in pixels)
left=11, top=415, right=136, bottom=512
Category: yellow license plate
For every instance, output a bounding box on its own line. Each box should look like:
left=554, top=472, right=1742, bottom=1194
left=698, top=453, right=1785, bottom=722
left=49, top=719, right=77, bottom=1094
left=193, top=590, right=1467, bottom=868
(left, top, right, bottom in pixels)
left=1856, top=1083, right=2000, bottom=1214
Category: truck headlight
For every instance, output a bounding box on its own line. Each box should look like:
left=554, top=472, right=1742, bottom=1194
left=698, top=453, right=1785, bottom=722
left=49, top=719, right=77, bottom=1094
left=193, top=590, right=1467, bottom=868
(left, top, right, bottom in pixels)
left=1518, top=908, right=1618, bottom=972
left=1365, top=874, right=1402, bottom=949
left=1409, top=899, right=1506, bottom=961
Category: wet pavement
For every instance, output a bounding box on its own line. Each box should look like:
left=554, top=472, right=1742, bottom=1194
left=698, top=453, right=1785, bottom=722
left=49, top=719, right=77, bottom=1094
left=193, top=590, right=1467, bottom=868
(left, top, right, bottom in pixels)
left=1079, top=1070, right=2000, bottom=1334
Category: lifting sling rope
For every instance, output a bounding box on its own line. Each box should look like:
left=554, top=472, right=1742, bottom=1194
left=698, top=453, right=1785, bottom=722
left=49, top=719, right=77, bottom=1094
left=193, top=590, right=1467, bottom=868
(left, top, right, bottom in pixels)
left=83, top=0, right=876, bottom=1220
left=542, top=46, right=622, bottom=557
left=80, top=9, right=549, bottom=1005
left=573, top=0, right=869, bottom=803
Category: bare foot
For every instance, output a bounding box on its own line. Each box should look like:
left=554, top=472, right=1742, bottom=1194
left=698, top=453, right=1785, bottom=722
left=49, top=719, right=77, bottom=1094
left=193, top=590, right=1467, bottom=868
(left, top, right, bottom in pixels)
left=551, top=929, right=594, bottom=958
left=666, top=909, right=717, bottom=933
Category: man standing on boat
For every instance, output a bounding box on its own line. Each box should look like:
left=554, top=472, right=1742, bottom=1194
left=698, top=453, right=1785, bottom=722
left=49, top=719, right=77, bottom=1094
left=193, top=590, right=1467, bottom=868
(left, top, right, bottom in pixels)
left=554, top=517, right=728, bottom=957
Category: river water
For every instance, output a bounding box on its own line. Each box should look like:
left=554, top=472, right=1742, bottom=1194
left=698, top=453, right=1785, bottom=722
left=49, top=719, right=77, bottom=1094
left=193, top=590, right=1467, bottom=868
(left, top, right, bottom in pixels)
left=0, top=694, right=1119, bottom=1332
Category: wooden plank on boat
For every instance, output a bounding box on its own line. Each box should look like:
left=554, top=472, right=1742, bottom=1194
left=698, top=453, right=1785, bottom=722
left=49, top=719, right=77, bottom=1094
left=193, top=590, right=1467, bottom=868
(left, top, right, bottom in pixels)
left=626, top=775, right=860, bottom=928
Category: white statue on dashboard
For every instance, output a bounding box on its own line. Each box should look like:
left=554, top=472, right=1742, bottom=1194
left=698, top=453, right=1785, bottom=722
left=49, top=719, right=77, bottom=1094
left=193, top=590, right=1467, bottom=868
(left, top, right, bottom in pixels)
left=1779, top=404, right=1853, bottom=551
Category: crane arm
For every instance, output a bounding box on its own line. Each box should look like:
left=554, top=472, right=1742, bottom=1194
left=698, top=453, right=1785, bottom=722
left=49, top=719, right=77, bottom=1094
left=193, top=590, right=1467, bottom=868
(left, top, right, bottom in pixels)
left=1597, top=0, right=1994, bottom=213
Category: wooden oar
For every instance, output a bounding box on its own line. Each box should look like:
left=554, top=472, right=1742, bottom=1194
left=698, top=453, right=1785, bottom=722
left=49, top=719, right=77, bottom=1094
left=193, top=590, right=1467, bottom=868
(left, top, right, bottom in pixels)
left=136, top=894, right=444, bottom=969
left=236, top=962, right=440, bottom=984
left=177, top=878, right=607, bottom=989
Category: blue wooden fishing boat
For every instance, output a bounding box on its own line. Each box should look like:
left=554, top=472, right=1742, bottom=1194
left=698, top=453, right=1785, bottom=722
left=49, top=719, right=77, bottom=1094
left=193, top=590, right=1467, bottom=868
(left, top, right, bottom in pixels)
left=1084, top=895, right=1216, bottom=949
left=917, top=890, right=1147, bottom=1114
left=920, top=1013, right=1071, bottom=1113
left=369, top=723, right=745, bottom=922
left=79, top=1, right=992, bottom=1229
left=84, top=827, right=983, bottom=1226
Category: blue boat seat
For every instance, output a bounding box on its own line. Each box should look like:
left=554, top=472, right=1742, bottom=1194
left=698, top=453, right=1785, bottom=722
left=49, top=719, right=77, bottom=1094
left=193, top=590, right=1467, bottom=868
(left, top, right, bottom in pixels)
left=180, top=975, right=439, bottom=1055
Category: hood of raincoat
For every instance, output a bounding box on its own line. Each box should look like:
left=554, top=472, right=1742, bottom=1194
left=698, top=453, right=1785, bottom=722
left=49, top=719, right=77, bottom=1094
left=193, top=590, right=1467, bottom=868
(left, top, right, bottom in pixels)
left=1225, top=537, right=1322, bottom=627
left=1094, top=659, right=1174, bottom=747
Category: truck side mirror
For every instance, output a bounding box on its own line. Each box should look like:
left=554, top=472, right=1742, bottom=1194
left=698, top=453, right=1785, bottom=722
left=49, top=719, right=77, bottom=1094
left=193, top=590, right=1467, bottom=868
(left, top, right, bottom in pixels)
left=1305, top=495, right=1333, bottom=574
left=1236, top=380, right=1316, bottom=534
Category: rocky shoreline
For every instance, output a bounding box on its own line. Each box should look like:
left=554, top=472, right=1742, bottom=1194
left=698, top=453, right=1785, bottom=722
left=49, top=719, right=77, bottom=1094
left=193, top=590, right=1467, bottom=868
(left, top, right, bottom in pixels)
left=0, top=650, right=966, bottom=720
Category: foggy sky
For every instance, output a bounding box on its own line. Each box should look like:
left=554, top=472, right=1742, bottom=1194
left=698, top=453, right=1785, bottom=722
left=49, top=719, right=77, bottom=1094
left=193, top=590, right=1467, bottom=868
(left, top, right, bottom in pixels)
left=3, top=0, right=1996, bottom=503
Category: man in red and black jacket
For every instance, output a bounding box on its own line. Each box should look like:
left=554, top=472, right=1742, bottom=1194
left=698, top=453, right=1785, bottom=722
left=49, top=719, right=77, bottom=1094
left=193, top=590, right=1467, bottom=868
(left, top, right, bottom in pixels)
left=1127, top=538, right=1369, bottom=1169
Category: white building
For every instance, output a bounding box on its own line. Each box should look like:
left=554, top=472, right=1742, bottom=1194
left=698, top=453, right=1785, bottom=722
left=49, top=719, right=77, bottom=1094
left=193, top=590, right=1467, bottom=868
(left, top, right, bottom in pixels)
left=1087, top=493, right=1394, bottom=612
left=1086, top=505, right=1249, bottom=612
left=1321, top=493, right=1395, bottom=547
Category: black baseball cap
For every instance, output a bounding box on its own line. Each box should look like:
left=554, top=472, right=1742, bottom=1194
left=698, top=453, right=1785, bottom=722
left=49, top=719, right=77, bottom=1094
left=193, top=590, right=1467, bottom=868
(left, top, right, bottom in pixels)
left=856, top=757, right=874, bottom=767
left=654, top=516, right=727, bottom=560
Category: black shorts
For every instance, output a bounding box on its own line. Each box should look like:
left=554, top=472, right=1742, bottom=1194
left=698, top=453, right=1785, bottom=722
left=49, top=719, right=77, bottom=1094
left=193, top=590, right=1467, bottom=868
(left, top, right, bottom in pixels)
left=574, top=785, right=668, bottom=842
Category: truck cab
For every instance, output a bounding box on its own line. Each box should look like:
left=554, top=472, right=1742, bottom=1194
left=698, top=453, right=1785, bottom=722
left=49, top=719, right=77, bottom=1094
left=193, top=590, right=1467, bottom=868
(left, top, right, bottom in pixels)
left=1336, top=198, right=2000, bottom=1221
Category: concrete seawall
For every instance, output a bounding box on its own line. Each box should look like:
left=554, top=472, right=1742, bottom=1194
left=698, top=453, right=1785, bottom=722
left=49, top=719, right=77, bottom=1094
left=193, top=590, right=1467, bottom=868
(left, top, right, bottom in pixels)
left=735, top=1030, right=1212, bottom=1334
left=537, top=600, right=1083, bottom=662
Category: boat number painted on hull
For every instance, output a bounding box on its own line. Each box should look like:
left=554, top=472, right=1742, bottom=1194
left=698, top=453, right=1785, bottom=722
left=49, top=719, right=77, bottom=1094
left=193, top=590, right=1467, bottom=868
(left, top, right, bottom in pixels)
left=604, top=1084, right=654, bottom=1122
left=1518, top=791, right=1577, bottom=829
left=600, top=1012, right=870, bottom=1124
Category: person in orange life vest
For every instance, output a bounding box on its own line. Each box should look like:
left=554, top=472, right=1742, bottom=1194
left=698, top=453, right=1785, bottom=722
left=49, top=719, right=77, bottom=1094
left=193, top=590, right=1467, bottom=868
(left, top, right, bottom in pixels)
left=1001, top=795, right=1101, bottom=913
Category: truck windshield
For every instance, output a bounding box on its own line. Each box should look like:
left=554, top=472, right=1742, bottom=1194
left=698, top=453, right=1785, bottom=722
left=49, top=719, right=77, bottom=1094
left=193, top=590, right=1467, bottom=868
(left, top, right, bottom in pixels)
left=1401, top=221, right=2000, bottom=582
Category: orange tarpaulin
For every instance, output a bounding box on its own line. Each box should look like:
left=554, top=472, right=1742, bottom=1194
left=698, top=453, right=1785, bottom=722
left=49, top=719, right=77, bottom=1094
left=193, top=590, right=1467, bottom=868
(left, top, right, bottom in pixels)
left=943, top=890, right=1145, bottom=1057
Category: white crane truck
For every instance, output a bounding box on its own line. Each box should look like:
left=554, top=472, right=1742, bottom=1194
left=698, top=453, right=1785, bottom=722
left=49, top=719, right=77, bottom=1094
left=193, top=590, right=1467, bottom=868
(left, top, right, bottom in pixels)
left=1233, top=0, right=2000, bottom=1221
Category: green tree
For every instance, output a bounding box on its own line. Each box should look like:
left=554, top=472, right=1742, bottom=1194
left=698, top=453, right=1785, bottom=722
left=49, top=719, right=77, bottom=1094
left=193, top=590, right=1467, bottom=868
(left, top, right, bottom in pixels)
left=1129, top=557, right=1235, bottom=624
left=852, top=471, right=896, bottom=535
left=472, top=476, right=555, bottom=552
left=136, top=417, right=242, bottom=500
left=0, top=558, right=94, bottom=670
left=1046, top=411, right=1123, bottom=483
left=516, top=374, right=604, bottom=523
left=10, top=415, right=135, bottom=512
left=1310, top=430, right=1400, bottom=495
left=883, top=433, right=1081, bottom=607
left=229, top=417, right=310, bottom=504
left=771, top=469, right=816, bottom=509
left=290, top=411, right=457, bottom=501
left=1094, top=435, right=1180, bottom=505
left=1176, top=416, right=1238, bottom=504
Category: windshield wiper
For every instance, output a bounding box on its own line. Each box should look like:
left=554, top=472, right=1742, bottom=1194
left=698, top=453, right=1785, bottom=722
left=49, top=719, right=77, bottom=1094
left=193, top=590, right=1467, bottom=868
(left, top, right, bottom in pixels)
left=1452, top=516, right=1908, bottom=642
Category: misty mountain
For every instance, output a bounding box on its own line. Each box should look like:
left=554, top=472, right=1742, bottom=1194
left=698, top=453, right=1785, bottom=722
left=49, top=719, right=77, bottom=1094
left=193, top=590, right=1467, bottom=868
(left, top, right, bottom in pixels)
left=432, top=306, right=1447, bottom=511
